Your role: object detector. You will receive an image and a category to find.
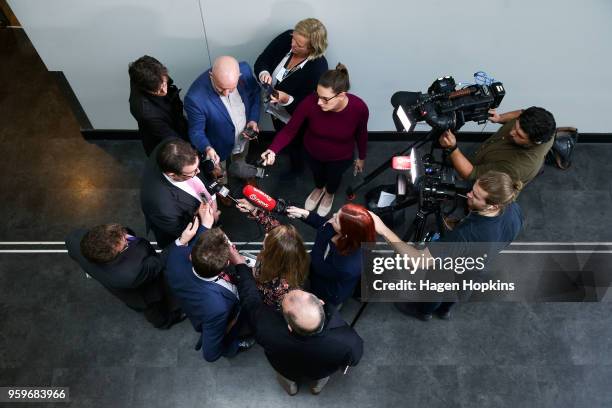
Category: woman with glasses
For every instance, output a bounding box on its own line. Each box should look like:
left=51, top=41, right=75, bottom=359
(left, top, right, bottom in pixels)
left=286, top=203, right=375, bottom=308
left=254, top=18, right=329, bottom=176
left=261, top=64, right=369, bottom=216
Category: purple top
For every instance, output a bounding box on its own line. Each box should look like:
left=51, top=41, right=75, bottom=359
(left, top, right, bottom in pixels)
left=269, top=93, right=369, bottom=161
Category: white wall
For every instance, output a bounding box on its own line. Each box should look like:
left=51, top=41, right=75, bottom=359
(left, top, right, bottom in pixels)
left=9, top=0, right=612, bottom=132
left=8, top=0, right=210, bottom=129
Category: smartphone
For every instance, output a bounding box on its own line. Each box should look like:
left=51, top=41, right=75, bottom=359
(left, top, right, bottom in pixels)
left=239, top=251, right=257, bottom=268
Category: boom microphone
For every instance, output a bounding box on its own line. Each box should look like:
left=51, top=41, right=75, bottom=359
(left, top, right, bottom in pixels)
left=242, top=185, right=288, bottom=214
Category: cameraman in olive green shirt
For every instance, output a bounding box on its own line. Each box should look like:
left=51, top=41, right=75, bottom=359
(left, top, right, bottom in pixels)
left=439, top=107, right=556, bottom=185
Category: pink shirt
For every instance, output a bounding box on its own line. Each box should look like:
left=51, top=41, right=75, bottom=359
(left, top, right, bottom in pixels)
left=269, top=93, right=369, bottom=161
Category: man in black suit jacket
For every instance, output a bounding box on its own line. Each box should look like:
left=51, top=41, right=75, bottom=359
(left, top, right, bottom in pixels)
left=233, top=250, right=363, bottom=395
left=129, top=55, right=189, bottom=156
left=65, top=223, right=185, bottom=329
left=140, top=138, right=218, bottom=248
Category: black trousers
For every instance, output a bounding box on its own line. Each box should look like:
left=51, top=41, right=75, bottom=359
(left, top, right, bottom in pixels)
left=306, top=152, right=353, bottom=194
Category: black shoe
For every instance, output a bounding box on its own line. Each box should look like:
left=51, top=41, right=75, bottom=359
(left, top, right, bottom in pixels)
left=417, top=312, right=433, bottom=322
left=160, top=311, right=187, bottom=329
left=436, top=309, right=452, bottom=320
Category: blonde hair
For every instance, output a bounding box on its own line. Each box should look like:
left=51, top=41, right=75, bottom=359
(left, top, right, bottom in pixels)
left=477, top=171, right=523, bottom=209
left=293, top=18, right=328, bottom=59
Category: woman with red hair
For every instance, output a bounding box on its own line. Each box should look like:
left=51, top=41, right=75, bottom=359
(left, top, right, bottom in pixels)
left=287, top=203, right=375, bottom=307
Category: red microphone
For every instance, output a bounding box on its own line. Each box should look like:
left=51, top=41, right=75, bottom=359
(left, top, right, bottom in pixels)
left=392, top=156, right=412, bottom=171
left=242, top=185, right=288, bottom=213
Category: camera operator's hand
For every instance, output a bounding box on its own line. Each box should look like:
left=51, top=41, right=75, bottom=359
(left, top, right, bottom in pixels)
left=205, top=146, right=220, bottom=165
left=270, top=90, right=291, bottom=105
left=228, top=242, right=246, bottom=265
left=178, top=217, right=200, bottom=246
left=439, top=130, right=457, bottom=149
left=197, top=201, right=215, bottom=229
left=286, top=206, right=310, bottom=219
left=259, top=71, right=272, bottom=85
left=236, top=198, right=256, bottom=214
left=488, top=109, right=502, bottom=123
left=260, top=149, right=276, bottom=166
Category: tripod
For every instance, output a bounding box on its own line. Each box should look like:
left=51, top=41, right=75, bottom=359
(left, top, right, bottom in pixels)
left=346, top=128, right=443, bottom=200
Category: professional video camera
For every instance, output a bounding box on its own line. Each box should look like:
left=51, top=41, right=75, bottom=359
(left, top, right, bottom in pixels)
left=391, top=75, right=505, bottom=132
left=353, top=74, right=506, bottom=241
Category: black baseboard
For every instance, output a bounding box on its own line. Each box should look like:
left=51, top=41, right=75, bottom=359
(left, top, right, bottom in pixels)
left=81, top=129, right=611, bottom=143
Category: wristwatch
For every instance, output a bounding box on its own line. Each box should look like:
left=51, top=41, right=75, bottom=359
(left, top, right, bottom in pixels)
left=444, top=144, right=458, bottom=155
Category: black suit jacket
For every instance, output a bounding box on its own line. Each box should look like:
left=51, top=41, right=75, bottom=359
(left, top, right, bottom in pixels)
left=65, top=229, right=166, bottom=310
left=129, top=77, right=189, bottom=156
left=140, top=141, right=201, bottom=248
left=254, top=30, right=328, bottom=116
left=235, top=264, right=363, bottom=381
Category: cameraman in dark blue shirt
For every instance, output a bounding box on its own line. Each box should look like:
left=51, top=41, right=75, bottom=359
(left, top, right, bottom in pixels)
left=370, top=171, right=524, bottom=320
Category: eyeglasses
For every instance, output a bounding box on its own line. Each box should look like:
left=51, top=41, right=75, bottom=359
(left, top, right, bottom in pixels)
left=180, top=168, right=199, bottom=178
left=316, top=92, right=339, bottom=103
left=180, top=159, right=200, bottom=178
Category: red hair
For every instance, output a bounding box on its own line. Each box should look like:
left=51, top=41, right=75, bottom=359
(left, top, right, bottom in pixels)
left=335, top=203, right=376, bottom=255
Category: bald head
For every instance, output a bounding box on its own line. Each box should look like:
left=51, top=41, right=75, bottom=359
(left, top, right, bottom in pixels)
left=211, top=56, right=239, bottom=96
left=282, top=290, right=325, bottom=336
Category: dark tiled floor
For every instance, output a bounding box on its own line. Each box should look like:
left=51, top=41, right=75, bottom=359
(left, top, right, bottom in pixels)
left=1, top=28, right=612, bottom=407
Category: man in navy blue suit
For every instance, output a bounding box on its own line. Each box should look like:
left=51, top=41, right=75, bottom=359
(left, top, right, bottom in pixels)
left=165, top=206, right=254, bottom=362
left=184, top=56, right=260, bottom=184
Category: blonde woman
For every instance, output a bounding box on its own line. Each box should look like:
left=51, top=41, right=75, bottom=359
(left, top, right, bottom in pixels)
left=255, top=18, right=329, bottom=175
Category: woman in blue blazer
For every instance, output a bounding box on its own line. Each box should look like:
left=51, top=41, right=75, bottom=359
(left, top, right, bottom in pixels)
left=287, top=203, right=376, bottom=307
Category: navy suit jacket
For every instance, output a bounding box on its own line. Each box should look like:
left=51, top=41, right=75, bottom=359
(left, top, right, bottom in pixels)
left=165, top=226, right=240, bottom=362
left=184, top=62, right=260, bottom=161
left=303, top=213, right=362, bottom=306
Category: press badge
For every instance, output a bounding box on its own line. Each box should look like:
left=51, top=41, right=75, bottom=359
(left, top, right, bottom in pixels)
left=275, top=67, right=286, bottom=82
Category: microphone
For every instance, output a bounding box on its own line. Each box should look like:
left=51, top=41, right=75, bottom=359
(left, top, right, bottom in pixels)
left=206, top=180, right=238, bottom=205
left=391, top=155, right=414, bottom=198
left=228, top=160, right=267, bottom=179
left=200, top=158, right=216, bottom=174
left=242, top=185, right=288, bottom=214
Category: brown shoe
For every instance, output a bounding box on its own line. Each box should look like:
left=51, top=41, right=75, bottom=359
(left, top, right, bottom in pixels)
left=310, top=376, right=330, bottom=395
left=276, top=374, right=298, bottom=396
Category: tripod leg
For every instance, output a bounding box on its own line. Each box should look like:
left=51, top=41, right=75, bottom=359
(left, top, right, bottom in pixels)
left=350, top=302, right=369, bottom=328
left=435, top=209, right=446, bottom=239
left=403, top=210, right=424, bottom=242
